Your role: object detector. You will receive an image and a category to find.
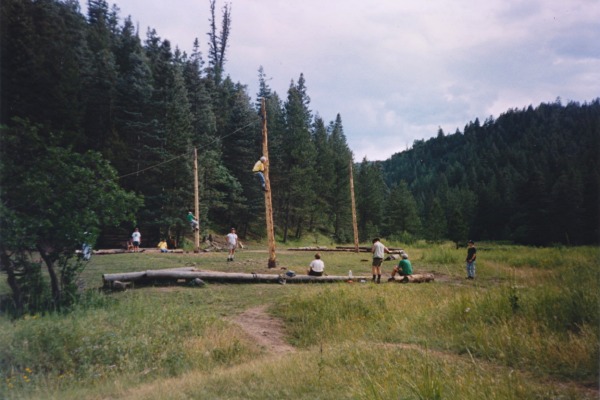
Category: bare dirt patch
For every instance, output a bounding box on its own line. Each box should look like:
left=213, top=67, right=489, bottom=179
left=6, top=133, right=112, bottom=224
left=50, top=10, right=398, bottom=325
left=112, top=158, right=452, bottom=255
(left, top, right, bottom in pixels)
left=230, top=305, right=296, bottom=355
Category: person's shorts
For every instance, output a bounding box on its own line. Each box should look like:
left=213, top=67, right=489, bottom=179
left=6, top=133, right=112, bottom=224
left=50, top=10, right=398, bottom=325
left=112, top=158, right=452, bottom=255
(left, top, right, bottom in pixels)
left=133, top=241, right=140, bottom=246
left=308, top=269, right=323, bottom=277
left=372, top=257, right=383, bottom=267
left=228, top=243, right=236, bottom=250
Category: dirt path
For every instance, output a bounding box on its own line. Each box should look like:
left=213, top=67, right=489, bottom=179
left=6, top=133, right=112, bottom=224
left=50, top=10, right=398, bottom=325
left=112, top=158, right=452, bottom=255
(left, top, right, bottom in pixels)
left=230, top=305, right=296, bottom=355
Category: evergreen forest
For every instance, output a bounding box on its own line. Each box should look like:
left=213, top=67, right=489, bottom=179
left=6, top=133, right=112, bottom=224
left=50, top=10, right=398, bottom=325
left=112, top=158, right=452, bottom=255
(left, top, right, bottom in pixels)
left=2, top=0, right=599, bottom=253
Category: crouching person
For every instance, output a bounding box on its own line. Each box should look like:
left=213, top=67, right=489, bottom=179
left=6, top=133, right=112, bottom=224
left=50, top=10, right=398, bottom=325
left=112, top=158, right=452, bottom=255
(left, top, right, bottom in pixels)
left=389, top=251, right=412, bottom=281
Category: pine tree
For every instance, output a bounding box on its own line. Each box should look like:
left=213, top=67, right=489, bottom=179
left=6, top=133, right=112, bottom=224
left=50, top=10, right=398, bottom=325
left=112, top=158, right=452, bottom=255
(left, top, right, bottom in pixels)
left=356, top=158, right=387, bottom=241
left=279, top=74, right=317, bottom=241
left=425, top=197, right=447, bottom=242
left=82, top=0, right=119, bottom=154
left=328, top=114, right=354, bottom=241
left=385, top=181, right=421, bottom=240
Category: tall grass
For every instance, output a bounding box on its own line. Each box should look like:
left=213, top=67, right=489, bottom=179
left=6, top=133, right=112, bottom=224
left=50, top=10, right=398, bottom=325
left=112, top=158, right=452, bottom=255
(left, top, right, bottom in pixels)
left=0, top=244, right=598, bottom=399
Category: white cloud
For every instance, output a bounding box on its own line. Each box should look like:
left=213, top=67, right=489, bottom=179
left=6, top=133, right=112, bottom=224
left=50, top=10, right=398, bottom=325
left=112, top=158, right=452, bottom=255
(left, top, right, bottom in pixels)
left=81, top=0, right=600, bottom=160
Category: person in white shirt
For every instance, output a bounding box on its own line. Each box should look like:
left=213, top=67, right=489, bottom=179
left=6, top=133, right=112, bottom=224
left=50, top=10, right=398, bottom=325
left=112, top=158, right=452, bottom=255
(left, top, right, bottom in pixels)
left=131, top=228, right=141, bottom=253
left=226, top=228, right=238, bottom=261
left=307, top=253, right=325, bottom=276
left=371, top=237, right=390, bottom=283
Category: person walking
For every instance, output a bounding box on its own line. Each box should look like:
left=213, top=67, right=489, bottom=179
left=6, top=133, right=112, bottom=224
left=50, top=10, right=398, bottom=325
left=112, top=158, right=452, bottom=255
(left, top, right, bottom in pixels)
left=226, top=228, right=238, bottom=261
left=252, top=156, right=268, bottom=191
left=371, top=237, right=390, bottom=284
left=466, top=240, right=477, bottom=279
left=131, top=228, right=141, bottom=252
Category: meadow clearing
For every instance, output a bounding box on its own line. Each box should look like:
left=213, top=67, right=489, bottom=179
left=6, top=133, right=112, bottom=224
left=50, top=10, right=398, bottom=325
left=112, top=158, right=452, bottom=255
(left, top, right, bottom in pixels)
left=0, top=241, right=598, bottom=399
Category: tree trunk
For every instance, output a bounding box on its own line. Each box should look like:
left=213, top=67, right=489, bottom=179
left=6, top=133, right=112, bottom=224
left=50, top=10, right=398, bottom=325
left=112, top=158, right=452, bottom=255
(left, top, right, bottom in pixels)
left=38, top=248, right=61, bottom=308
left=1, top=252, right=23, bottom=313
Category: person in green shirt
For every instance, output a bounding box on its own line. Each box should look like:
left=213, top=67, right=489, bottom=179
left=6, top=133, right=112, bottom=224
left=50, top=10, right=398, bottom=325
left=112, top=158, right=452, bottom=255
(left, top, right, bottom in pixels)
left=388, top=251, right=412, bottom=281
left=187, top=211, right=199, bottom=231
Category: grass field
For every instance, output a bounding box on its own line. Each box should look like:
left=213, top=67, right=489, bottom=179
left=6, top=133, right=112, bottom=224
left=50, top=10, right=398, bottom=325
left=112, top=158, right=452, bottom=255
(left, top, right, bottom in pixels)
left=0, top=241, right=598, bottom=399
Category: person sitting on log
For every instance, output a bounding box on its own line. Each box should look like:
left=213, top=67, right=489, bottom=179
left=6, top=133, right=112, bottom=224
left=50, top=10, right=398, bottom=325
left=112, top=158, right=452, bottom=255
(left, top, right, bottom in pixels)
left=307, top=253, right=325, bottom=276
left=388, top=251, right=412, bottom=281
left=157, top=239, right=170, bottom=253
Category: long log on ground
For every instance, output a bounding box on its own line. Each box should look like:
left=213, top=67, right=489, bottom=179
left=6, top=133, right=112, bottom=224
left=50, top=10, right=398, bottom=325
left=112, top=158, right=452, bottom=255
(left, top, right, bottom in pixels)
left=143, top=249, right=185, bottom=253
left=336, top=246, right=404, bottom=253
left=93, top=249, right=126, bottom=255
left=102, top=267, right=197, bottom=286
left=388, top=273, right=435, bottom=283
left=103, top=269, right=371, bottom=285
left=288, top=247, right=371, bottom=252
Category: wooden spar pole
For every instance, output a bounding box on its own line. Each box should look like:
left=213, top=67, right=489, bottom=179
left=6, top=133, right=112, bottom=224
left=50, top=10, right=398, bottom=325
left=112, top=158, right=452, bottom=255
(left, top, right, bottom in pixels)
left=193, top=148, right=200, bottom=252
left=349, top=160, right=359, bottom=252
left=261, top=98, right=277, bottom=268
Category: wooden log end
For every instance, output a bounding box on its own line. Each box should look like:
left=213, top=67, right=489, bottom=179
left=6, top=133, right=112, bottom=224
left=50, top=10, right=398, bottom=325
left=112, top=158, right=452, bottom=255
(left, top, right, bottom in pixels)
left=112, top=280, right=131, bottom=291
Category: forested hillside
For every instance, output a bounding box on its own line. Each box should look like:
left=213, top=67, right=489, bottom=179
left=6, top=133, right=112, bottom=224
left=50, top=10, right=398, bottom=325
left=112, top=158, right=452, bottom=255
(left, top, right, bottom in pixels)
left=381, top=100, right=600, bottom=245
left=1, top=0, right=598, bottom=248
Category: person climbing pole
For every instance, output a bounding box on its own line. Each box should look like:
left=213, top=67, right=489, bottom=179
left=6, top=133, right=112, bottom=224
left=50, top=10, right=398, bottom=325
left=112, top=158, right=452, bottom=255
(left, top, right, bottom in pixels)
left=187, top=211, right=199, bottom=231
left=252, top=156, right=268, bottom=191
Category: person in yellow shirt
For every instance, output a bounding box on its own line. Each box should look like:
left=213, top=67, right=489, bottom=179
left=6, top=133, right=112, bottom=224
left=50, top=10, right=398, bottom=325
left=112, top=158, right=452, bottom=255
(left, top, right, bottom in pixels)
left=252, top=156, right=268, bottom=191
left=157, top=239, right=169, bottom=253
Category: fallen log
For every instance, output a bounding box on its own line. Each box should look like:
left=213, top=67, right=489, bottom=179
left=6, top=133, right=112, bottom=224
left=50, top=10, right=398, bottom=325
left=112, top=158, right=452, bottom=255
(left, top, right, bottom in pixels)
left=102, top=268, right=370, bottom=286
left=388, top=273, right=435, bottom=283
left=102, top=267, right=197, bottom=285
left=93, top=249, right=126, bottom=255
left=288, top=247, right=369, bottom=252
left=336, top=246, right=404, bottom=253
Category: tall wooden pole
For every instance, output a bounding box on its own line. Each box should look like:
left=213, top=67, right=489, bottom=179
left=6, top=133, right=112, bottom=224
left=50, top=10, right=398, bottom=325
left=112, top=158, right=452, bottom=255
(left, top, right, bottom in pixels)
left=193, top=148, right=200, bottom=253
left=261, top=98, right=277, bottom=268
left=349, top=160, right=359, bottom=252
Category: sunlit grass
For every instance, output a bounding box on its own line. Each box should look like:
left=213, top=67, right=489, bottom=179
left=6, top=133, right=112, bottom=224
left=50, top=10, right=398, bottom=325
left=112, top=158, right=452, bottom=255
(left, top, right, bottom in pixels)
left=1, top=242, right=598, bottom=399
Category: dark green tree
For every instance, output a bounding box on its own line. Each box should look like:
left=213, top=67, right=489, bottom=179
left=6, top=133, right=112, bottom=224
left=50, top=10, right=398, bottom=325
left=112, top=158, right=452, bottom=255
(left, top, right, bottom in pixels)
left=310, top=116, right=335, bottom=233
left=0, top=0, right=90, bottom=138
left=82, top=0, right=119, bottom=154
left=356, top=158, right=387, bottom=241
left=384, top=181, right=421, bottom=240
left=425, top=197, right=447, bottom=242
left=327, top=115, right=354, bottom=241
left=0, top=120, right=141, bottom=315
left=278, top=74, right=317, bottom=241
left=206, top=0, right=231, bottom=84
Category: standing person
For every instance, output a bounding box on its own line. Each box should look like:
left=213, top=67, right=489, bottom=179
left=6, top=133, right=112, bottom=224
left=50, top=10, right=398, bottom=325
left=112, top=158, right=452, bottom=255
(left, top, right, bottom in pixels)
left=226, top=228, right=238, bottom=261
left=307, top=253, right=325, bottom=276
left=371, top=238, right=390, bottom=284
left=252, top=156, right=268, bottom=191
left=187, top=211, right=199, bottom=231
left=466, top=240, right=477, bottom=279
left=131, top=228, right=141, bottom=252
left=389, top=251, right=412, bottom=281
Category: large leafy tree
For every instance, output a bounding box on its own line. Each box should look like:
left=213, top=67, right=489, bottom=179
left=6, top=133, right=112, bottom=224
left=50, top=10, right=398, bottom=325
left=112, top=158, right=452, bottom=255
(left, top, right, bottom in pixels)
left=0, top=120, right=141, bottom=315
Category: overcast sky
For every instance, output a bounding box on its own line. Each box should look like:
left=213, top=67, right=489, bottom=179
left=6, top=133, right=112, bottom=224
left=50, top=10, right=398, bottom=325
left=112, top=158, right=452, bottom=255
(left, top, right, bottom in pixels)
left=80, top=0, right=600, bottom=161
